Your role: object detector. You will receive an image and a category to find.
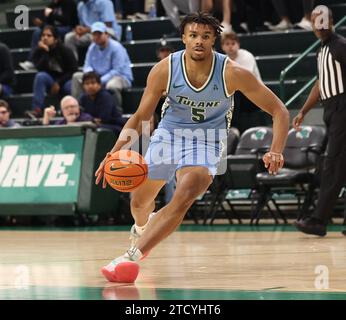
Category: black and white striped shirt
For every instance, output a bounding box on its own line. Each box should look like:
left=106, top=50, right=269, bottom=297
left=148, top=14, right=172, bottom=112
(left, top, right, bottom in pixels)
left=317, top=33, right=346, bottom=100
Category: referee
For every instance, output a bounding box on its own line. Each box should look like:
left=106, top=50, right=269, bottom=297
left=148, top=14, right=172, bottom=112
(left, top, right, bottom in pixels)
left=292, top=5, right=346, bottom=236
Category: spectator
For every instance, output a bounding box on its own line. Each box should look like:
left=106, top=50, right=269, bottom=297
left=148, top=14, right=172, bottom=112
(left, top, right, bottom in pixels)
left=156, top=44, right=173, bottom=62
left=296, top=0, right=315, bottom=30
left=0, top=100, right=20, bottom=128
left=233, top=0, right=274, bottom=33
left=200, top=0, right=232, bottom=32
left=220, top=0, right=232, bottom=33
left=19, top=0, right=78, bottom=71
left=269, top=0, right=314, bottom=31
left=71, top=21, right=133, bottom=109
left=222, top=32, right=261, bottom=79
left=0, top=42, right=15, bottom=98
left=79, top=71, right=125, bottom=133
left=161, top=0, right=200, bottom=32
left=42, top=95, right=93, bottom=125
left=29, top=25, right=78, bottom=118
left=221, top=31, right=266, bottom=133
left=64, top=0, right=121, bottom=61
left=156, top=0, right=167, bottom=18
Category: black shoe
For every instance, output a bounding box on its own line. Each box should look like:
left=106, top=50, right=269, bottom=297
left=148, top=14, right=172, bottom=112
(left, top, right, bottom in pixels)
left=342, top=230, right=346, bottom=236
left=293, top=217, right=327, bottom=236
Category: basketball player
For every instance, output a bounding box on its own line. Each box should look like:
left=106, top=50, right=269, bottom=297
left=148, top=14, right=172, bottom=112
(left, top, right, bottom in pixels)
left=95, top=12, right=289, bottom=283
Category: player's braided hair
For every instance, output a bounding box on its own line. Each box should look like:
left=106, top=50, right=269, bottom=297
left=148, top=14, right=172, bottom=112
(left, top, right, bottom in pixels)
left=179, top=12, right=223, bottom=37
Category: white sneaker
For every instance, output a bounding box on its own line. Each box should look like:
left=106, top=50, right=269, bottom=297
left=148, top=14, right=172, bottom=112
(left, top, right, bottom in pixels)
left=129, top=212, right=157, bottom=247
left=240, top=22, right=249, bottom=33
left=295, top=17, right=312, bottom=31
left=19, top=61, right=35, bottom=71
left=221, top=21, right=233, bottom=34
left=264, top=21, right=273, bottom=28
left=269, top=19, right=293, bottom=31
left=135, top=12, right=147, bottom=20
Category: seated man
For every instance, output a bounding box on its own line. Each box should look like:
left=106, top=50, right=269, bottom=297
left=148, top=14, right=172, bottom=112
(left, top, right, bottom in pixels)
left=64, top=0, right=121, bottom=61
left=42, top=95, right=93, bottom=125
left=79, top=71, right=125, bottom=134
left=30, top=25, right=78, bottom=118
left=72, top=21, right=133, bottom=108
left=0, top=41, right=15, bottom=98
left=0, top=100, right=20, bottom=128
left=221, top=31, right=267, bottom=133
left=156, top=44, right=174, bottom=61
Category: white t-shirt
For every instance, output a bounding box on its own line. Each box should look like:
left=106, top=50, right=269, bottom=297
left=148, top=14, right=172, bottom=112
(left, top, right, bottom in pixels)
left=234, top=49, right=262, bottom=82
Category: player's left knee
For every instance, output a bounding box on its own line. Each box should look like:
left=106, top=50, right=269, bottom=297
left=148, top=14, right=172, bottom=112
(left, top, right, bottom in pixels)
left=176, top=174, right=212, bottom=202
left=189, top=173, right=213, bottom=193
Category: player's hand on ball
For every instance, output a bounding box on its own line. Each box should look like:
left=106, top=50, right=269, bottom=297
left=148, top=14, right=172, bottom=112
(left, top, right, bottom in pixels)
left=95, top=152, right=112, bottom=188
left=263, top=152, right=284, bottom=175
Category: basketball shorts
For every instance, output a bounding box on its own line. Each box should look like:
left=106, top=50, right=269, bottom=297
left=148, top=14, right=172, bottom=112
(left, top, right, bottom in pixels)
left=144, top=128, right=223, bottom=181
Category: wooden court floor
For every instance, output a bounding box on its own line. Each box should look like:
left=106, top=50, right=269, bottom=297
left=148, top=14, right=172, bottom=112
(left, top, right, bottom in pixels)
left=1, top=224, right=346, bottom=300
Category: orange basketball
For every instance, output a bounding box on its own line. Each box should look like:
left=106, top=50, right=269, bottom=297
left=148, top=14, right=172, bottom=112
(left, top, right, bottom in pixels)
left=104, top=150, right=148, bottom=192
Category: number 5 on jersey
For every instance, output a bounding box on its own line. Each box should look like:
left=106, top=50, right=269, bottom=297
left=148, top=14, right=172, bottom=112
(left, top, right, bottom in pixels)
left=191, top=107, right=205, bottom=122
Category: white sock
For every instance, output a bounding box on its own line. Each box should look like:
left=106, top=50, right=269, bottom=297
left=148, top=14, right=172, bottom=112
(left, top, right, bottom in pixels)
left=134, top=211, right=158, bottom=236
left=134, top=224, right=146, bottom=236
left=124, top=247, right=143, bottom=261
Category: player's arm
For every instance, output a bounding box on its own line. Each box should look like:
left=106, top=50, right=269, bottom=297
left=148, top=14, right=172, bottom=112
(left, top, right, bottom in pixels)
left=110, top=60, right=167, bottom=152
left=95, top=57, right=169, bottom=186
left=226, top=62, right=290, bottom=174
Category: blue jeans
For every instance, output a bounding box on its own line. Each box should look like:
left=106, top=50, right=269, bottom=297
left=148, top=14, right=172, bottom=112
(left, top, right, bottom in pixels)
left=0, top=84, right=12, bottom=98
left=29, top=26, right=72, bottom=60
left=32, top=72, right=71, bottom=110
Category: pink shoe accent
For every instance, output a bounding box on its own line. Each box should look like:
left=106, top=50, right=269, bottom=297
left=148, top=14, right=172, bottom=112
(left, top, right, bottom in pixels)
left=101, top=262, right=139, bottom=283
left=140, top=251, right=150, bottom=260
left=101, top=265, right=117, bottom=282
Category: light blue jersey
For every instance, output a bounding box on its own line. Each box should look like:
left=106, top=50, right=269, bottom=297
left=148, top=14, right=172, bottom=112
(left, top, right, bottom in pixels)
left=144, top=50, right=234, bottom=181
left=159, top=49, right=234, bottom=139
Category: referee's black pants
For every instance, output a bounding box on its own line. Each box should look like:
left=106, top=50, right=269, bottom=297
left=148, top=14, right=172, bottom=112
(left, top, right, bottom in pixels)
left=312, top=93, right=346, bottom=223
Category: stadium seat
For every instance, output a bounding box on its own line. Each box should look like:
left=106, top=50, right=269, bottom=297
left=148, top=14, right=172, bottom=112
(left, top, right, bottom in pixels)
left=254, top=126, right=327, bottom=224
left=191, top=127, right=240, bottom=224
left=0, top=28, right=34, bottom=48
left=203, top=127, right=273, bottom=224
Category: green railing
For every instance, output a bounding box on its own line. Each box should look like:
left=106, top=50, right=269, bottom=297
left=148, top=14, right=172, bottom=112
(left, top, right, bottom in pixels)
left=285, top=76, right=317, bottom=107
left=279, top=15, right=346, bottom=106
